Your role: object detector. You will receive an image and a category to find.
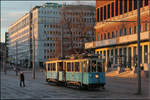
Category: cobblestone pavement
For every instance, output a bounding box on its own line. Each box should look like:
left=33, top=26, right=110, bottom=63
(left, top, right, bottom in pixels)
left=1, top=71, right=150, bottom=99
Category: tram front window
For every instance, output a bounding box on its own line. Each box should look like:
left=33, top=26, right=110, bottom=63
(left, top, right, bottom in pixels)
left=97, top=62, right=103, bottom=72
left=88, top=60, right=96, bottom=72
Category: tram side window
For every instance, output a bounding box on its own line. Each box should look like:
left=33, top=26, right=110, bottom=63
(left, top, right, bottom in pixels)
left=52, top=63, right=56, bottom=71
left=75, top=62, right=80, bottom=72
left=48, top=64, right=50, bottom=71
left=72, top=63, right=75, bottom=72
left=67, top=63, right=71, bottom=72
left=83, top=61, right=87, bottom=72
left=97, top=62, right=102, bottom=72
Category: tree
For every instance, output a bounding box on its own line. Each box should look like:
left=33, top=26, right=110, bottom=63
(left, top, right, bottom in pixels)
left=59, top=5, right=96, bottom=57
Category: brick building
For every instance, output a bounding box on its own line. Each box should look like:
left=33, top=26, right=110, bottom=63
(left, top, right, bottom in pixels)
left=61, top=5, right=96, bottom=57
left=85, top=0, right=149, bottom=71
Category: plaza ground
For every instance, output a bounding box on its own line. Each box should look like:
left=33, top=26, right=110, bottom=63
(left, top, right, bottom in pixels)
left=1, top=70, right=150, bottom=99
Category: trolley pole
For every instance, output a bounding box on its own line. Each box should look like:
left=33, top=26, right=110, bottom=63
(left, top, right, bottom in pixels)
left=137, top=0, right=141, bottom=94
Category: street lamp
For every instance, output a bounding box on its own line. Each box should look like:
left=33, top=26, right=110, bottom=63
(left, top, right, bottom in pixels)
left=137, top=0, right=141, bottom=94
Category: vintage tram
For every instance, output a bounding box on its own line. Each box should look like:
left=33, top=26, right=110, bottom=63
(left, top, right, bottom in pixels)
left=45, top=54, right=105, bottom=89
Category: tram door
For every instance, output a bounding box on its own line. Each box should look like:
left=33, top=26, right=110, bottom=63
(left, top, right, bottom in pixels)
left=63, top=62, right=66, bottom=81
left=57, top=62, right=63, bottom=81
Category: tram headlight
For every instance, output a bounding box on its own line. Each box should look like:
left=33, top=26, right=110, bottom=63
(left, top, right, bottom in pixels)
left=95, top=74, right=99, bottom=79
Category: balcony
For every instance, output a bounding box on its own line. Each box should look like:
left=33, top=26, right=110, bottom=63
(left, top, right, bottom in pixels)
left=85, top=31, right=149, bottom=49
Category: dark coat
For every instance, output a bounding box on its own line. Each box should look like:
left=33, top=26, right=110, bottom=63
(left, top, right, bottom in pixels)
left=20, top=73, right=24, bottom=81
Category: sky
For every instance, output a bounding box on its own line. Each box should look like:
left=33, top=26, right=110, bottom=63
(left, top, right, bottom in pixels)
left=1, top=0, right=96, bottom=43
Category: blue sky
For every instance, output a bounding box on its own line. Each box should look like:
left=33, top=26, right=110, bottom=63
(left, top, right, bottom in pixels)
left=1, top=1, right=95, bottom=42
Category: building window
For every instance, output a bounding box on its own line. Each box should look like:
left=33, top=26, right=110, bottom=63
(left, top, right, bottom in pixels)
left=97, top=8, right=99, bottom=22
left=123, top=28, right=127, bottom=35
left=111, top=49, right=113, bottom=56
left=115, top=48, right=118, bottom=64
left=97, top=51, right=99, bottom=54
left=134, top=26, right=137, bottom=33
left=124, top=0, right=127, bottom=13
left=134, top=0, right=137, bottom=10
left=100, top=7, right=103, bottom=21
left=108, top=32, right=110, bottom=39
left=144, top=45, right=148, bottom=63
left=108, top=4, right=110, bottom=18
left=129, top=0, right=132, bottom=11
left=104, top=33, right=107, bottom=40
left=133, top=47, right=137, bottom=65
left=97, top=34, right=99, bottom=40
left=107, top=50, right=110, bottom=58
left=104, top=51, right=106, bottom=56
left=140, top=46, right=142, bottom=63
left=120, top=29, right=123, bottom=36
left=145, top=0, right=149, bottom=6
left=123, top=48, right=127, bottom=57
left=112, top=32, right=115, bottom=38
left=101, top=34, right=103, bottom=40
left=100, top=51, right=102, bottom=55
left=140, top=25, right=143, bottom=32
left=111, top=2, right=114, bottom=17
left=129, top=27, right=132, bottom=34
left=116, top=31, right=118, bottom=37
left=140, top=0, right=143, bottom=8
left=145, top=23, right=148, bottom=31
left=104, top=6, right=106, bottom=20
left=128, top=47, right=131, bottom=67
left=115, top=0, right=118, bottom=16
left=120, top=0, right=123, bottom=14
left=119, top=48, right=122, bottom=56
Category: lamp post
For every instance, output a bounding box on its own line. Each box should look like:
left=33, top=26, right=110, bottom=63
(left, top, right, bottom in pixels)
left=137, top=0, right=141, bottom=94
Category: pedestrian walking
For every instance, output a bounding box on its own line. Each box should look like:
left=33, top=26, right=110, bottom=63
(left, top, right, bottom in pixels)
left=20, top=71, right=25, bottom=87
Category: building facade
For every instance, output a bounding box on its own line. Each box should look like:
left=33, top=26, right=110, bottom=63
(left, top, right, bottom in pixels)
left=8, top=3, right=62, bottom=68
left=61, top=5, right=96, bottom=56
left=85, top=0, right=150, bottom=71
left=8, top=3, right=96, bottom=68
left=0, top=42, right=6, bottom=71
